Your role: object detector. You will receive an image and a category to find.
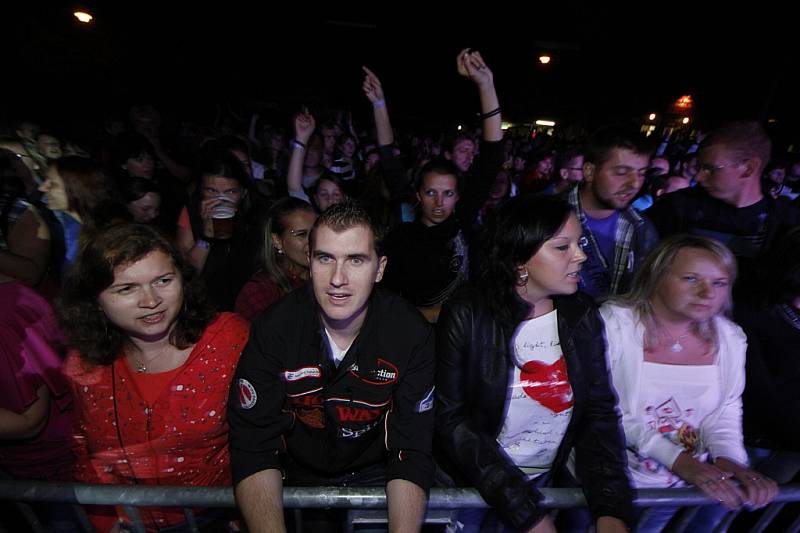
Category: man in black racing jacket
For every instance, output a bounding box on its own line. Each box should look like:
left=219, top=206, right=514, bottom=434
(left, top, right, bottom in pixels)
left=229, top=200, right=435, bottom=532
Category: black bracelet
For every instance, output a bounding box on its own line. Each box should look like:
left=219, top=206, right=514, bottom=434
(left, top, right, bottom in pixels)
left=291, top=139, right=307, bottom=150
left=477, top=107, right=501, bottom=120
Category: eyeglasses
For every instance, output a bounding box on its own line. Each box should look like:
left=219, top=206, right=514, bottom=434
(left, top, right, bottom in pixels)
left=697, top=160, right=744, bottom=175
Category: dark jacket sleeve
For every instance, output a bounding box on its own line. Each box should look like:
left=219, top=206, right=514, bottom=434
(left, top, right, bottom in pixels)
left=572, top=308, right=635, bottom=527
left=228, top=312, right=295, bottom=485
left=458, top=139, right=505, bottom=231
left=385, top=320, right=436, bottom=491
left=379, top=145, right=415, bottom=229
left=434, top=299, right=546, bottom=531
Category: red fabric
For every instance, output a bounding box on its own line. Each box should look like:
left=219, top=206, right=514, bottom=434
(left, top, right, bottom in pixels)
left=128, top=364, right=185, bottom=405
left=63, top=313, right=249, bottom=532
left=234, top=270, right=305, bottom=322
left=177, top=206, right=190, bottom=231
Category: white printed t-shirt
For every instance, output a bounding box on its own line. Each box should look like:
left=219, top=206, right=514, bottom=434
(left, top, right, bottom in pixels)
left=628, top=362, right=720, bottom=487
left=497, top=310, right=574, bottom=476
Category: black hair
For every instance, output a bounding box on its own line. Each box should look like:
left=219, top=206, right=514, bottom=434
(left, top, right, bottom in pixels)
left=478, top=195, right=575, bottom=327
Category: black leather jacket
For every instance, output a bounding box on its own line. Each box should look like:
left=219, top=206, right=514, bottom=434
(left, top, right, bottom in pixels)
left=435, top=288, right=633, bottom=530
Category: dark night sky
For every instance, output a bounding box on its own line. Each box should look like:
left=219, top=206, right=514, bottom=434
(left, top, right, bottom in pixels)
left=5, top=3, right=797, bottom=139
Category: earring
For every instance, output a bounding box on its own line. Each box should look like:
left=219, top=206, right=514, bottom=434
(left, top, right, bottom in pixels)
left=516, top=269, right=529, bottom=286
left=276, top=247, right=285, bottom=255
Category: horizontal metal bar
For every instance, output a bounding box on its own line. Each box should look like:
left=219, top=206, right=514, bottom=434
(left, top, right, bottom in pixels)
left=1, top=481, right=799, bottom=510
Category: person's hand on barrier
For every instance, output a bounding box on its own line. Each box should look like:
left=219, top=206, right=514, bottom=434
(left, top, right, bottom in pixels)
left=526, top=514, right=557, bottom=533
left=714, top=457, right=779, bottom=509
left=672, top=452, right=746, bottom=510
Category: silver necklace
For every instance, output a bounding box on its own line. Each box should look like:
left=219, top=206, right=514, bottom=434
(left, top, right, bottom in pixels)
left=657, top=322, right=692, bottom=353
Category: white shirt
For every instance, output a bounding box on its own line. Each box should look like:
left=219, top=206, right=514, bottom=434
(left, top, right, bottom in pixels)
left=629, top=362, right=720, bottom=487
left=497, top=310, right=574, bottom=476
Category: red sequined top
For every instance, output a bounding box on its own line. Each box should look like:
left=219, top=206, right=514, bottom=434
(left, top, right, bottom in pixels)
left=63, top=312, right=249, bottom=531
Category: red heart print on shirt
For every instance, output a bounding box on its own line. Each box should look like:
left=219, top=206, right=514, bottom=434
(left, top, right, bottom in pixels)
left=520, top=358, right=574, bottom=413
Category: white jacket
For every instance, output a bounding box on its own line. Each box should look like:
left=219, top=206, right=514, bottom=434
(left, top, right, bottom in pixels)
left=600, top=303, right=749, bottom=473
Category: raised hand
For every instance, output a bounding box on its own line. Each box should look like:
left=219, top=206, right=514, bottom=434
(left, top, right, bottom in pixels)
left=362, top=66, right=385, bottom=104
left=456, top=48, right=494, bottom=88
left=293, top=110, right=316, bottom=144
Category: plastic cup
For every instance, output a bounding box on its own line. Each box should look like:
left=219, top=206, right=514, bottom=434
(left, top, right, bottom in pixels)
left=211, top=199, right=236, bottom=239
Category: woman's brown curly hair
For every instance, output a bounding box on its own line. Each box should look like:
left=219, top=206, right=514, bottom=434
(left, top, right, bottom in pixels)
left=58, top=222, right=216, bottom=365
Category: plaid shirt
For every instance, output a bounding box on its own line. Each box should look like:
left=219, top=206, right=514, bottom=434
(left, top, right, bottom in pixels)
left=566, top=187, right=658, bottom=300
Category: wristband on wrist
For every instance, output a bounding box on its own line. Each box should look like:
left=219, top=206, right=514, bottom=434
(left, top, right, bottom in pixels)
left=195, top=239, right=211, bottom=250
left=477, top=107, right=501, bottom=120
left=291, top=139, right=307, bottom=151
left=373, top=99, right=386, bottom=109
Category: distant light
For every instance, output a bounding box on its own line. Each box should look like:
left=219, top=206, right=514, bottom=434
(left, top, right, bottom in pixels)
left=768, top=118, right=778, bottom=124
left=675, top=95, right=693, bottom=109
left=538, top=55, right=551, bottom=65
left=501, top=121, right=511, bottom=131
left=74, top=11, right=93, bottom=23
left=457, top=125, right=462, bottom=131
left=535, top=120, right=556, bottom=127
left=648, top=113, right=657, bottom=121
left=682, top=117, right=690, bottom=125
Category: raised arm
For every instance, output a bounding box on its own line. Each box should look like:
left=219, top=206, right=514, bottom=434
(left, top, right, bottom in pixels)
left=362, top=66, right=394, bottom=147
left=287, top=111, right=316, bottom=195
left=455, top=49, right=505, bottom=227
left=456, top=49, right=502, bottom=142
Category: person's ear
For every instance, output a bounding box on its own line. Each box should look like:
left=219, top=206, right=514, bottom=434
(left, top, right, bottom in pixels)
left=740, top=158, right=761, bottom=180
left=582, top=162, right=596, bottom=184
left=271, top=233, right=285, bottom=255
left=375, top=256, right=388, bottom=283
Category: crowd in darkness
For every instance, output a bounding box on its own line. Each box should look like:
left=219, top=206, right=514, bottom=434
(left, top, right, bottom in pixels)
left=3, top=48, right=800, bottom=532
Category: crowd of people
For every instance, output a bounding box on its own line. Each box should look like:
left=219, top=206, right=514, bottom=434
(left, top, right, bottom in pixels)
left=2, top=47, right=800, bottom=532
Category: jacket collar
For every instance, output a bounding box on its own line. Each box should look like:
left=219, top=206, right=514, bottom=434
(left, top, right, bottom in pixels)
left=509, top=291, right=592, bottom=331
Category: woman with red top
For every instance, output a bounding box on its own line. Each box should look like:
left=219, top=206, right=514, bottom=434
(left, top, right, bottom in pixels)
left=59, top=223, right=249, bottom=532
left=235, top=197, right=316, bottom=321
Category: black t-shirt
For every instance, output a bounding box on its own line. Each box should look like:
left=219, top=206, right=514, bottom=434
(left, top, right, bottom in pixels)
left=648, top=187, right=800, bottom=296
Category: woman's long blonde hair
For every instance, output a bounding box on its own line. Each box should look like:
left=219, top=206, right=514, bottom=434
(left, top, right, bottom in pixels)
left=613, top=234, right=737, bottom=351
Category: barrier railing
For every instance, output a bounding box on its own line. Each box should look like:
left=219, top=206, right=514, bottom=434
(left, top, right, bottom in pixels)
left=1, top=481, right=799, bottom=533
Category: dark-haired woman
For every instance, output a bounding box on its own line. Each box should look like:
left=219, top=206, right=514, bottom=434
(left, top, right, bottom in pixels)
left=60, top=223, right=249, bottom=532
left=235, top=197, right=316, bottom=321
left=119, top=177, right=162, bottom=225
left=436, top=195, right=632, bottom=532
left=175, top=148, right=260, bottom=310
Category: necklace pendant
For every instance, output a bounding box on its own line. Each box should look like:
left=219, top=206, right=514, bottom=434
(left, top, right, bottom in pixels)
left=671, top=341, right=683, bottom=353
left=135, top=361, right=147, bottom=373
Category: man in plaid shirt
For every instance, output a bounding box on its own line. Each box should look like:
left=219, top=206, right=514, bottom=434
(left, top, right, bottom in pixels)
left=565, top=125, right=658, bottom=301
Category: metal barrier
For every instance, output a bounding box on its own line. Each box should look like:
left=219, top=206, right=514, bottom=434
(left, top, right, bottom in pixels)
left=1, top=481, right=800, bottom=532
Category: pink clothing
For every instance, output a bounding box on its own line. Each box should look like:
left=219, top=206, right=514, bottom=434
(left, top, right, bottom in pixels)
left=0, top=281, right=74, bottom=480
